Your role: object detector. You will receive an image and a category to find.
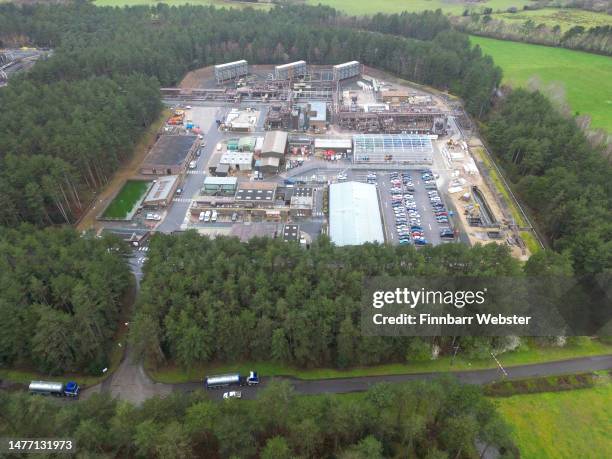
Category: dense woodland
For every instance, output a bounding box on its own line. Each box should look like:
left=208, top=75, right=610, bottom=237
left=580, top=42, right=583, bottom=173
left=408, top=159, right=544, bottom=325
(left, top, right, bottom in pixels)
left=0, top=3, right=500, bottom=225
left=484, top=89, right=612, bottom=276
left=130, top=232, right=571, bottom=369
left=0, top=379, right=516, bottom=458
left=0, top=226, right=131, bottom=373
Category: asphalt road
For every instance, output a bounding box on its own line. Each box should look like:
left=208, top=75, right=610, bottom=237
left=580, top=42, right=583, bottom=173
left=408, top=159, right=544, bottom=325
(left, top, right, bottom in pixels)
left=173, top=354, right=612, bottom=401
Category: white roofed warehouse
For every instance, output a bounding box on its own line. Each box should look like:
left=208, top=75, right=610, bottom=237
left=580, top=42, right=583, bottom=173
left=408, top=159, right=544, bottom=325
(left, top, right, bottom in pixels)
left=329, top=182, right=384, bottom=246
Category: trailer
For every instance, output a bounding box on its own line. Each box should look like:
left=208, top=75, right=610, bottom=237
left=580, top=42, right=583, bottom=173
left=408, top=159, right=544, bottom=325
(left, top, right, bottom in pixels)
left=28, top=381, right=80, bottom=397
left=205, top=371, right=259, bottom=389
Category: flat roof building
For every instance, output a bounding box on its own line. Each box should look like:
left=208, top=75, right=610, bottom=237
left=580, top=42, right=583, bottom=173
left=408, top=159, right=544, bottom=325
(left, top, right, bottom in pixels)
left=235, top=182, right=277, bottom=205
left=141, top=135, right=198, bottom=175
left=314, top=138, right=352, bottom=152
left=329, top=181, right=384, bottom=246
left=220, top=151, right=253, bottom=171
left=142, top=175, right=179, bottom=207
left=282, top=224, right=300, bottom=242
left=353, top=134, right=434, bottom=165
left=203, top=176, right=237, bottom=194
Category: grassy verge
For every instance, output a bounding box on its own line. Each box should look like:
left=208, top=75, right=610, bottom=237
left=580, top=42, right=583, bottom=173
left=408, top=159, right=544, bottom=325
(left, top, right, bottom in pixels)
left=484, top=372, right=603, bottom=397
left=147, top=339, right=612, bottom=384
left=494, top=380, right=612, bottom=458
left=473, top=146, right=541, bottom=253
left=0, top=278, right=136, bottom=388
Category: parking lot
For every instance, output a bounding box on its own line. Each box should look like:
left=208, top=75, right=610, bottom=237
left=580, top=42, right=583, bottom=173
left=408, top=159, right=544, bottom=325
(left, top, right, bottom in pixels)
left=377, top=170, right=455, bottom=246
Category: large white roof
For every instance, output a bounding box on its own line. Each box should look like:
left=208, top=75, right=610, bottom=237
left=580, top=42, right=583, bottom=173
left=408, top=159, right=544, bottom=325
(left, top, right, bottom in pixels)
left=329, top=182, right=384, bottom=246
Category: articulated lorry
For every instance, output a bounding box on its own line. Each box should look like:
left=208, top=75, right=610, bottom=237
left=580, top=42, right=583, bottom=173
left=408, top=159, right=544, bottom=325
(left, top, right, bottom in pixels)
left=205, top=371, right=259, bottom=389
left=28, top=380, right=80, bottom=398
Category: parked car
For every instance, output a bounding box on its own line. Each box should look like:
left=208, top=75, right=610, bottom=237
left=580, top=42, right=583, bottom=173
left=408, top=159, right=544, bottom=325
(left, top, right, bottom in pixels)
left=176, top=187, right=183, bottom=195
left=231, top=212, right=238, bottom=222
left=204, top=210, right=211, bottom=222
left=223, top=391, right=242, bottom=400
left=199, top=212, right=205, bottom=222
left=145, top=213, right=161, bottom=221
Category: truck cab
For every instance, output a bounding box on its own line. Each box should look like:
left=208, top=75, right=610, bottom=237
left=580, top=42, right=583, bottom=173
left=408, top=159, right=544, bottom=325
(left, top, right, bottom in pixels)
left=64, top=381, right=80, bottom=397
left=246, top=371, right=259, bottom=386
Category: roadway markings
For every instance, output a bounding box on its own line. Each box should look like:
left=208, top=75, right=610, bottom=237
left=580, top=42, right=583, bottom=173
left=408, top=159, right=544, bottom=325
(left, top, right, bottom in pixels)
left=172, top=198, right=192, bottom=203
left=186, top=170, right=206, bottom=175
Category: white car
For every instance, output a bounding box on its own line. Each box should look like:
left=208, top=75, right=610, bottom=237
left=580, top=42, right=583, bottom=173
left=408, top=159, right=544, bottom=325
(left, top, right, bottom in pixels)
left=223, top=391, right=242, bottom=399
left=145, top=213, right=161, bottom=221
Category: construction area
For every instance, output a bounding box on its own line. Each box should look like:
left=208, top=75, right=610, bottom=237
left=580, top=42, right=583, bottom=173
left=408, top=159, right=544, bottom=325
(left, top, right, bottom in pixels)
left=83, top=59, right=537, bottom=258
left=0, top=48, right=50, bottom=87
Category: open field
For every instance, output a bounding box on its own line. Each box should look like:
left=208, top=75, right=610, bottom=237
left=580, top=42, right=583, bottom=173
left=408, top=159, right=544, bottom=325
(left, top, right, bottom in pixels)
left=471, top=35, right=612, bottom=132
left=495, top=381, right=612, bottom=458
left=148, top=339, right=612, bottom=383
left=493, top=8, right=612, bottom=32
left=101, top=180, right=150, bottom=219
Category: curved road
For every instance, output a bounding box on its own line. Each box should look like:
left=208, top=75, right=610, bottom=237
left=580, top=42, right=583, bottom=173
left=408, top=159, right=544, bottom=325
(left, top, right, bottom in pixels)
left=87, top=353, right=612, bottom=404
left=81, top=258, right=612, bottom=404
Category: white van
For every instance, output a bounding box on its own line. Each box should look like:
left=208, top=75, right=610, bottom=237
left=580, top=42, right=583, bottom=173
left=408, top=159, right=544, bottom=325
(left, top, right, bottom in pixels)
left=211, top=210, right=218, bottom=222
left=204, top=210, right=211, bottom=222
left=199, top=212, right=205, bottom=222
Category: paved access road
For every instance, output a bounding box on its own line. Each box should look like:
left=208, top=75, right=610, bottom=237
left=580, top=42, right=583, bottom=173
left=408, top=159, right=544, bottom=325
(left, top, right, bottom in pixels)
left=170, top=354, right=612, bottom=401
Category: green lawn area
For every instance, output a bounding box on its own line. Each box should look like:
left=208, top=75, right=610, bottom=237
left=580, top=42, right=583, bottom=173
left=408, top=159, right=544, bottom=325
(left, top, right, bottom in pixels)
left=471, top=35, right=612, bottom=132
left=494, top=381, right=612, bottom=458
left=102, top=180, right=150, bottom=220
left=493, top=8, right=612, bottom=32
left=148, top=339, right=612, bottom=383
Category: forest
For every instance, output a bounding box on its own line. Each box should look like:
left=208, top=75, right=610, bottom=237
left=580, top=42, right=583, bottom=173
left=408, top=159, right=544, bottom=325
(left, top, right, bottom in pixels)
left=0, top=3, right=500, bottom=225
left=129, top=232, right=574, bottom=369
left=484, top=89, right=612, bottom=276
left=0, top=378, right=516, bottom=458
left=0, top=226, right=131, bottom=374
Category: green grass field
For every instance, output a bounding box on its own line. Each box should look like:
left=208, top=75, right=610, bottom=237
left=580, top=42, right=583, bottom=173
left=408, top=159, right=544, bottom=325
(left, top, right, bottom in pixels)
left=471, top=35, right=612, bottom=132
left=148, top=339, right=612, bottom=383
left=493, top=8, right=612, bottom=32
left=495, top=381, right=612, bottom=458
left=102, top=180, right=150, bottom=219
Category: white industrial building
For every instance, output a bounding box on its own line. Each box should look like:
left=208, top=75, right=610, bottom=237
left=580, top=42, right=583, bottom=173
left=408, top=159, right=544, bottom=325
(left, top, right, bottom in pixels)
left=352, top=134, right=434, bottom=164
left=214, top=60, right=248, bottom=83
left=275, top=61, right=307, bottom=80
left=329, top=182, right=384, bottom=246
left=333, top=61, right=360, bottom=81
left=220, top=151, right=253, bottom=171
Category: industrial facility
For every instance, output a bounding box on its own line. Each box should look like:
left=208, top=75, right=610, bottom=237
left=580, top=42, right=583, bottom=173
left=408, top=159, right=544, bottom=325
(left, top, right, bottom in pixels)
left=140, top=135, right=199, bottom=175
left=214, top=60, right=248, bottom=83
left=329, top=182, right=384, bottom=246
left=352, top=134, right=434, bottom=165
left=275, top=61, right=307, bottom=80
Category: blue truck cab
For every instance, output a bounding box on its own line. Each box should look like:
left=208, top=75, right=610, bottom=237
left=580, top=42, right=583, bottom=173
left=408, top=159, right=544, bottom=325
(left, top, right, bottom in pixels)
left=246, top=371, right=259, bottom=386
left=64, top=381, right=80, bottom=397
